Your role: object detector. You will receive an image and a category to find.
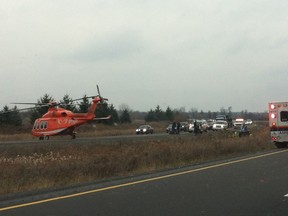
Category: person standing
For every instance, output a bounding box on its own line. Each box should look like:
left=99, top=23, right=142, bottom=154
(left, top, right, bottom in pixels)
left=177, top=122, right=181, bottom=134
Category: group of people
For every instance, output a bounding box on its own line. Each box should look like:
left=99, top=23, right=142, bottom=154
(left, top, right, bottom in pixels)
left=170, top=120, right=201, bottom=135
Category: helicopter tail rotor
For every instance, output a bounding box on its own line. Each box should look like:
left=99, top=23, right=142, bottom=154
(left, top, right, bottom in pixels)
left=96, top=85, right=108, bottom=101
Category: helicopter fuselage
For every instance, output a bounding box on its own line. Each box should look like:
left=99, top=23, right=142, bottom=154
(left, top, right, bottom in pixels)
left=32, top=97, right=102, bottom=139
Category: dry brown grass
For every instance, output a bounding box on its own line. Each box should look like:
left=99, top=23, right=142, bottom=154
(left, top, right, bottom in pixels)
left=0, top=121, right=274, bottom=196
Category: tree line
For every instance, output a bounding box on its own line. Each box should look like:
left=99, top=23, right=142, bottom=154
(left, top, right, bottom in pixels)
left=0, top=93, right=268, bottom=127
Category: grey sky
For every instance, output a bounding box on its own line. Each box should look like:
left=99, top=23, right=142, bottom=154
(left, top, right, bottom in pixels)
left=1, top=0, right=288, bottom=112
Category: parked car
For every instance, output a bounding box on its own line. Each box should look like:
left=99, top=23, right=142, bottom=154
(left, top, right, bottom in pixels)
left=245, top=119, right=253, bottom=125
left=199, top=119, right=208, bottom=132
left=188, top=121, right=196, bottom=133
left=136, top=125, right=154, bottom=135
left=207, top=119, right=216, bottom=130
left=188, top=119, right=196, bottom=133
left=233, top=118, right=244, bottom=128
left=215, top=115, right=227, bottom=121
left=166, top=122, right=184, bottom=134
left=188, top=120, right=207, bottom=133
left=216, top=115, right=233, bottom=127
left=166, top=124, right=173, bottom=133
left=212, top=120, right=228, bottom=130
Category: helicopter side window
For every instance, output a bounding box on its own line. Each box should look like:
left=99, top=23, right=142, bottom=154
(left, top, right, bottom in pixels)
left=40, top=121, right=48, bottom=130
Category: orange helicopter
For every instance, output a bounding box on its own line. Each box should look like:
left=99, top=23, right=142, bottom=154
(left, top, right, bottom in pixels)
left=12, top=86, right=111, bottom=140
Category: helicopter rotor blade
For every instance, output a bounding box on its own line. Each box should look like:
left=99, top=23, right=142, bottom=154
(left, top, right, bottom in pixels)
left=3, top=86, right=108, bottom=114
left=11, top=102, right=56, bottom=107
left=11, top=102, right=43, bottom=106
left=70, top=96, right=98, bottom=103
left=0, top=106, right=38, bottom=114
left=97, top=85, right=101, bottom=98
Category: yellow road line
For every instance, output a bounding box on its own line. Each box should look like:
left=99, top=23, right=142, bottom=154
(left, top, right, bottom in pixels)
left=1, top=149, right=288, bottom=212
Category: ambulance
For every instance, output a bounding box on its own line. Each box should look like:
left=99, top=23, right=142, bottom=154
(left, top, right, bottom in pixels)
left=269, top=102, right=288, bottom=148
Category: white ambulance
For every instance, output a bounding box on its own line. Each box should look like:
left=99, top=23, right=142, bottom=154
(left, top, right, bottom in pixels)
left=269, top=102, right=288, bottom=148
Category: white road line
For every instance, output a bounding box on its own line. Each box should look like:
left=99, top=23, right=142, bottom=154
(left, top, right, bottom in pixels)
left=284, top=194, right=288, bottom=197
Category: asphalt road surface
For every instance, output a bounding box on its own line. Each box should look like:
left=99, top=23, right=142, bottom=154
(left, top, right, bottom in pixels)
left=1, top=149, right=288, bottom=216
left=0, top=133, right=170, bottom=147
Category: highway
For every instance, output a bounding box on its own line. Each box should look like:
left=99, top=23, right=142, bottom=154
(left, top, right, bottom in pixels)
left=0, top=133, right=170, bottom=147
left=1, top=149, right=288, bottom=216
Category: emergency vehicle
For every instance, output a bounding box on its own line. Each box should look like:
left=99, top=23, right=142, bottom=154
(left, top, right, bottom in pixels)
left=269, top=102, right=288, bottom=148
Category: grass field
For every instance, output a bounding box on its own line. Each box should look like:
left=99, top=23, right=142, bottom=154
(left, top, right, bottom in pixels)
left=0, top=121, right=274, bottom=196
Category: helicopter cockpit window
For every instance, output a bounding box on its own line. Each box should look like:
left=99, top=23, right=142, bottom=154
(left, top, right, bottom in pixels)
left=33, top=122, right=41, bottom=130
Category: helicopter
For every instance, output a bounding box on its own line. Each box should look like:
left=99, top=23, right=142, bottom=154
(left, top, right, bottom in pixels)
left=6, top=86, right=111, bottom=140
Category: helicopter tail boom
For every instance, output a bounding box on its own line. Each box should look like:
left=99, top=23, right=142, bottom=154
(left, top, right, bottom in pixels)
left=87, top=96, right=108, bottom=116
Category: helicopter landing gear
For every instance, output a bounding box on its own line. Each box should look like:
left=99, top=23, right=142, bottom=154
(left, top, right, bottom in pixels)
left=72, top=132, right=76, bottom=139
left=39, top=136, right=49, bottom=140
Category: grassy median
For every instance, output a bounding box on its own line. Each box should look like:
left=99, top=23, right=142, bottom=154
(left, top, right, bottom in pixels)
left=0, top=122, right=273, bottom=195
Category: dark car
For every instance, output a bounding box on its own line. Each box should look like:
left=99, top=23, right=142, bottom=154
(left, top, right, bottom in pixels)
left=136, top=125, right=154, bottom=135
left=166, top=123, right=179, bottom=134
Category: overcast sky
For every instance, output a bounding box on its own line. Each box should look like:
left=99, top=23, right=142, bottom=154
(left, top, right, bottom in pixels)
left=1, top=0, right=288, bottom=113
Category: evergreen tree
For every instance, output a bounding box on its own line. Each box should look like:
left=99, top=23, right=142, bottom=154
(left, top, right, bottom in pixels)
left=94, top=102, right=118, bottom=125
left=30, top=109, right=40, bottom=125
left=165, top=106, right=174, bottom=121
left=60, top=94, right=77, bottom=112
left=30, top=94, right=55, bottom=124
left=11, top=106, right=22, bottom=126
left=0, top=105, right=22, bottom=126
left=120, top=109, right=131, bottom=123
left=145, top=105, right=166, bottom=122
left=145, top=109, right=156, bottom=122
left=109, top=104, right=119, bottom=124
left=0, top=106, right=10, bottom=125
left=155, top=105, right=165, bottom=121
left=95, top=101, right=107, bottom=117
left=77, top=95, right=91, bottom=113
